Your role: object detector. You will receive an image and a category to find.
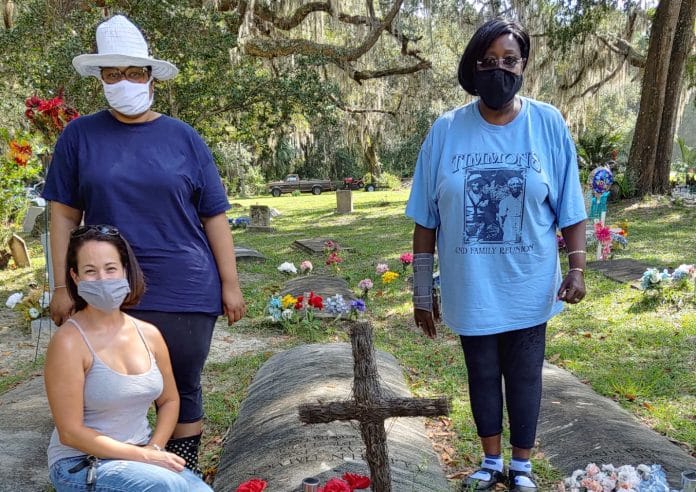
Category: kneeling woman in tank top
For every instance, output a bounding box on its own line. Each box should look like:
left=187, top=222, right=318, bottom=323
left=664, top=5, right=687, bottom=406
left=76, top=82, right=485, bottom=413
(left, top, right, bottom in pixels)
left=44, top=225, right=211, bottom=491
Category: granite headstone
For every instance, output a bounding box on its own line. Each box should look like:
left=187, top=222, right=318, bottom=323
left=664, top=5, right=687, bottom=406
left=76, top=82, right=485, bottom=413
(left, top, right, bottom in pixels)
left=248, top=205, right=273, bottom=232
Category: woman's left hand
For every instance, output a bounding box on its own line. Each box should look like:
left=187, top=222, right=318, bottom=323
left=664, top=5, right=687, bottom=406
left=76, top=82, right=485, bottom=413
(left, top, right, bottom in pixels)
left=222, top=283, right=246, bottom=325
left=557, top=270, right=586, bottom=304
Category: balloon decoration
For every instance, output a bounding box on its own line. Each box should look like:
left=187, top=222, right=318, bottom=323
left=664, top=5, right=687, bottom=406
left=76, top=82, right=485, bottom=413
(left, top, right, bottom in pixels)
left=590, top=167, right=614, bottom=195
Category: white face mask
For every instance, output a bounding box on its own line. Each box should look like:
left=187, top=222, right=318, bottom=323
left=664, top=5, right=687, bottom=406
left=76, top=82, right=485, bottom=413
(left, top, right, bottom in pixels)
left=102, top=78, right=153, bottom=116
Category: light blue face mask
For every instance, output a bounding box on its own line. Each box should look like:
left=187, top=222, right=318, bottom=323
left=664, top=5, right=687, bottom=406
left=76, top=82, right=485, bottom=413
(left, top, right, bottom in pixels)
left=77, top=278, right=130, bottom=312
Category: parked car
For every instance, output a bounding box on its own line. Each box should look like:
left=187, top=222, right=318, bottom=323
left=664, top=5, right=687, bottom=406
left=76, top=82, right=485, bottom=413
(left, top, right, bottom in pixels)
left=267, top=174, right=335, bottom=197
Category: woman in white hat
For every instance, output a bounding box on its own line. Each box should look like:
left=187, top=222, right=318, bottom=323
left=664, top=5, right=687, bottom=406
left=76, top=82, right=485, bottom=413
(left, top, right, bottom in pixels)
left=43, top=14, right=246, bottom=480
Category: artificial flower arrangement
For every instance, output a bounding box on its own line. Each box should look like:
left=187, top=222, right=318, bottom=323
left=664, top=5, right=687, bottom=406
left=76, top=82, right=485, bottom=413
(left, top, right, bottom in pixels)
left=278, top=261, right=298, bottom=274
left=6, top=288, right=50, bottom=322
left=641, top=264, right=695, bottom=292
left=325, top=241, right=344, bottom=272
left=236, top=472, right=371, bottom=492
left=266, top=291, right=325, bottom=336
left=24, top=91, right=79, bottom=147
left=562, top=462, right=673, bottom=492
left=229, top=216, right=250, bottom=229
left=300, top=260, right=313, bottom=274
left=357, top=278, right=373, bottom=300
left=587, top=223, right=628, bottom=260
left=399, top=252, right=413, bottom=272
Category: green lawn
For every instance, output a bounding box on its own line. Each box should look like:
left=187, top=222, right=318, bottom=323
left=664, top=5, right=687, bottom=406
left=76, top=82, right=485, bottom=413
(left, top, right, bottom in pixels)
left=1, top=191, right=694, bottom=489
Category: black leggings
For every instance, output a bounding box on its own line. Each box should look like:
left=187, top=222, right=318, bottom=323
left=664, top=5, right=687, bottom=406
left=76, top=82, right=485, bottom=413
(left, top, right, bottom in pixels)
left=459, top=323, right=546, bottom=449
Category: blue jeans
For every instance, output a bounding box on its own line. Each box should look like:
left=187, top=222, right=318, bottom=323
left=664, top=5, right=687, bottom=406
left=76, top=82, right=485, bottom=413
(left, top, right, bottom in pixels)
left=50, top=455, right=213, bottom=491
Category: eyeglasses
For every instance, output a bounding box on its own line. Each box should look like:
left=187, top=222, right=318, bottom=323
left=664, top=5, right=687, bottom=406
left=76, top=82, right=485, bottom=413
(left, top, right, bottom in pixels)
left=476, top=56, right=525, bottom=72
left=100, top=66, right=151, bottom=85
left=71, top=225, right=120, bottom=238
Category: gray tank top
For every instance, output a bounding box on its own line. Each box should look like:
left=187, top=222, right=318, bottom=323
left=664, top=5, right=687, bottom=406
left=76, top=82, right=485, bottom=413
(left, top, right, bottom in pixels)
left=47, top=317, right=163, bottom=467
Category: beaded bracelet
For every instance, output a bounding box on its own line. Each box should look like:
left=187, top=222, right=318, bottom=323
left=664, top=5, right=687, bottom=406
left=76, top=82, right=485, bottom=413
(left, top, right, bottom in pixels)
left=567, top=250, right=586, bottom=256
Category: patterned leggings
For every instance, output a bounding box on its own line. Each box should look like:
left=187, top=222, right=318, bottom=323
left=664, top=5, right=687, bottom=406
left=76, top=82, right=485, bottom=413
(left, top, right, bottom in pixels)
left=459, top=323, right=546, bottom=449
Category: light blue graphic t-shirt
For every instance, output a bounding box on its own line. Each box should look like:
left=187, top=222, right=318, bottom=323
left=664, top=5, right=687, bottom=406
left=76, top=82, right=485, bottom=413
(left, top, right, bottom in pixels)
left=406, top=98, right=587, bottom=336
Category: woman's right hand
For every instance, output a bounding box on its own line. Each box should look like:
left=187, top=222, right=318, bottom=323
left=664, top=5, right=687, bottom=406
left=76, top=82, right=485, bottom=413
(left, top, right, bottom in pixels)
left=143, top=448, right=185, bottom=472
left=50, top=288, right=74, bottom=325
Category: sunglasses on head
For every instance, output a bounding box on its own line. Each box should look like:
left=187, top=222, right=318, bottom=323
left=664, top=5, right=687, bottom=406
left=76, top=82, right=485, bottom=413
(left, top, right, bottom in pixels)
left=71, top=224, right=120, bottom=238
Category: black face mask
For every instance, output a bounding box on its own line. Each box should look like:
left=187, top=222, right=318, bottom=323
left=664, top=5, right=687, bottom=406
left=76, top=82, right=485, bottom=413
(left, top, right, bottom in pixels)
left=474, top=69, right=523, bottom=110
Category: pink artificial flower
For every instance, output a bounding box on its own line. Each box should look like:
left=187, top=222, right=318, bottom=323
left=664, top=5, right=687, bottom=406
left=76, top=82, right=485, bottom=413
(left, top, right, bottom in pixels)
left=358, top=279, right=373, bottom=291
left=399, top=252, right=413, bottom=266
left=594, top=223, right=612, bottom=244
left=375, top=263, right=389, bottom=274
left=318, top=478, right=351, bottom=492
left=326, top=252, right=343, bottom=265
left=342, top=472, right=371, bottom=490
left=236, top=478, right=267, bottom=492
left=300, top=260, right=313, bottom=273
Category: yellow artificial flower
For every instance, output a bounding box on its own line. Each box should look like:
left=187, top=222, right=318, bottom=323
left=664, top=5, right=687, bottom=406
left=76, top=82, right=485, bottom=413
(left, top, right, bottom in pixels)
left=381, top=271, right=399, bottom=284
left=281, top=294, right=297, bottom=309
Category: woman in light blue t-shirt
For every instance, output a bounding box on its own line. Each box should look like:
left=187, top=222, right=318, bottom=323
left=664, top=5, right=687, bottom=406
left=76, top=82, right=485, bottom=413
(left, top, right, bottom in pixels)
left=406, top=18, right=587, bottom=492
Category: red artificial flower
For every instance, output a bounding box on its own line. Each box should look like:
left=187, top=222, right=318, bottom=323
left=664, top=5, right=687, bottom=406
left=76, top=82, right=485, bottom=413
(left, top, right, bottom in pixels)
left=399, top=252, right=413, bottom=265
left=37, top=96, right=62, bottom=113
left=236, top=478, right=267, bottom=492
left=326, top=252, right=343, bottom=265
left=342, top=472, right=371, bottom=490
left=308, top=292, right=323, bottom=310
left=594, top=223, right=611, bottom=244
left=318, top=478, right=351, bottom=492
left=294, top=295, right=304, bottom=310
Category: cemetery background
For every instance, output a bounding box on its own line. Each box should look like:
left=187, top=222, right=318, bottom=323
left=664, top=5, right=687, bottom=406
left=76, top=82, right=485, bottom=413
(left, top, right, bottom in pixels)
left=0, top=189, right=694, bottom=490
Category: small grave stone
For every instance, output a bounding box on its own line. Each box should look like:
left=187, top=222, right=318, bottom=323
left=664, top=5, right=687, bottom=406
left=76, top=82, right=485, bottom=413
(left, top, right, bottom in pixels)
left=31, top=317, right=58, bottom=339
left=587, top=258, right=654, bottom=288
left=22, top=206, right=45, bottom=234
left=293, top=238, right=351, bottom=255
left=279, top=274, right=357, bottom=318
left=234, top=245, right=266, bottom=262
left=8, top=233, right=30, bottom=268
left=248, top=205, right=273, bottom=232
left=270, top=208, right=282, bottom=218
left=31, top=208, right=49, bottom=237
left=336, top=190, right=353, bottom=214
left=214, top=343, right=449, bottom=492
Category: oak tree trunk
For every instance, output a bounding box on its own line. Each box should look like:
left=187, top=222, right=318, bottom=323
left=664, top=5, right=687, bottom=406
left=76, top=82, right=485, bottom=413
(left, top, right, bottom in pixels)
left=627, top=0, right=683, bottom=195
left=653, top=0, right=696, bottom=194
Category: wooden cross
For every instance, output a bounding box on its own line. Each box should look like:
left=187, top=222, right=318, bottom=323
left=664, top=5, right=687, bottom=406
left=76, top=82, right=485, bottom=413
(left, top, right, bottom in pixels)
left=298, top=321, right=450, bottom=492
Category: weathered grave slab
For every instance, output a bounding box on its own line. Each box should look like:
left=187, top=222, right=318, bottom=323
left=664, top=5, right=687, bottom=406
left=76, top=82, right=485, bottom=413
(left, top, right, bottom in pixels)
left=214, top=343, right=448, bottom=492
left=234, top=245, right=266, bottom=262
left=0, top=376, right=53, bottom=492
left=279, top=275, right=357, bottom=318
left=31, top=208, right=49, bottom=237
left=587, top=258, right=655, bottom=286
left=539, top=362, right=696, bottom=488
left=336, top=190, right=353, bottom=214
left=22, top=206, right=45, bottom=234
left=293, top=238, right=337, bottom=255
left=8, top=233, right=31, bottom=268
left=248, top=205, right=273, bottom=232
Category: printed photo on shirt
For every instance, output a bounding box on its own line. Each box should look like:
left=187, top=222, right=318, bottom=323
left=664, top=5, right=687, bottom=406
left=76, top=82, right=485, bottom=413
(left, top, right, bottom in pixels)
left=463, top=169, right=526, bottom=245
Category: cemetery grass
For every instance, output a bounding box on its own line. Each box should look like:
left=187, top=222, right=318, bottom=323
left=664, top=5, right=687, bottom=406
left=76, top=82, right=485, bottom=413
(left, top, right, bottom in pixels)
left=0, top=193, right=693, bottom=489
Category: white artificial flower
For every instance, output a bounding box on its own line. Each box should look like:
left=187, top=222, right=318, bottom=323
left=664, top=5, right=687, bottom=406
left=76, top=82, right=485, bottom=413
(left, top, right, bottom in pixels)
left=5, top=292, right=23, bottom=309
left=281, top=309, right=294, bottom=320
left=28, top=308, right=40, bottom=319
left=277, top=262, right=297, bottom=274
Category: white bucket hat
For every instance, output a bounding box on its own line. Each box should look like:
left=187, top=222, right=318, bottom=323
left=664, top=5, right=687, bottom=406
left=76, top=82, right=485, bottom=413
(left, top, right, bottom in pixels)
left=72, top=15, right=178, bottom=80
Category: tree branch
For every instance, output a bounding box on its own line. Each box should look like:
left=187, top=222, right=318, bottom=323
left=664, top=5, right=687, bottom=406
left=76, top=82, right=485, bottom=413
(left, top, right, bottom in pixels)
left=596, top=34, right=646, bottom=68
left=351, top=59, right=432, bottom=83
left=328, top=93, right=396, bottom=116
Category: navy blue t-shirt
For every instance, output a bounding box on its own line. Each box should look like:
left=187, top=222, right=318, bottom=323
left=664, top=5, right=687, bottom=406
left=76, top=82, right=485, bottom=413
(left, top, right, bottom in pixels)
left=43, top=110, right=230, bottom=314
